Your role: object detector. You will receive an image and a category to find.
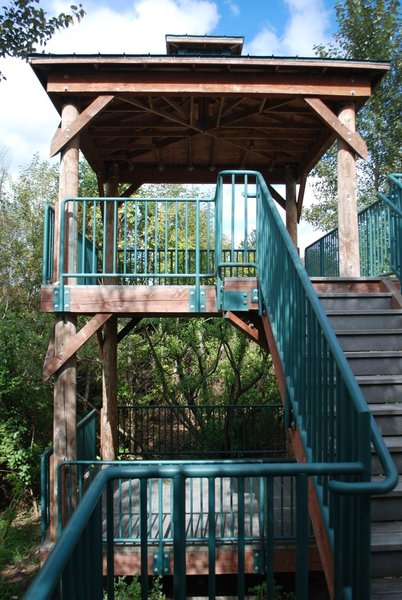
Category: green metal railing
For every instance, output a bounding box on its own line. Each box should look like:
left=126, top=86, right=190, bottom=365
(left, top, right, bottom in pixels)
left=35, top=171, right=400, bottom=598
left=26, top=461, right=362, bottom=600
left=234, top=169, right=398, bottom=598
left=57, top=459, right=303, bottom=545
left=118, top=403, right=285, bottom=458
left=305, top=173, right=402, bottom=278
left=41, top=409, right=98, bottom=542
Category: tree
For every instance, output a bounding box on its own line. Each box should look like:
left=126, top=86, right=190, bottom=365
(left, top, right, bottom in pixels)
left=0, top=0, right=85, bottom=77
left=304, top=0, right=402, bottom=231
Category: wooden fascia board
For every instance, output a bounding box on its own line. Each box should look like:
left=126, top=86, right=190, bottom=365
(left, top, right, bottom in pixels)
left=50, top=95, right=115, bottom=157
left=43, top=313, right=112, bottom=381
left=47, top=72, right=373, bottom=98
left=305, top=97, right=368, bottom=160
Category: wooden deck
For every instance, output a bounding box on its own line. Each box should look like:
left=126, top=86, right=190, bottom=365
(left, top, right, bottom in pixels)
left=103, top=477, right=322, bottom=576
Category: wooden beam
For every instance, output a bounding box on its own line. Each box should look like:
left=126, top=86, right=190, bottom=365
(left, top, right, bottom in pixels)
left=297, top=173, right=307, bottom=221
left=48, top=71, right=373, bottom=98
left=305, top=98, right=368, bottom=160
left=225, top=311, right=269, bottom=352
left=267, top=184, right=286, bottom=210
left=50, top=95, right=115, bottom=157
left=117, top=317, right=142, bottom=343
left=43, top=313, right=113, bottom=381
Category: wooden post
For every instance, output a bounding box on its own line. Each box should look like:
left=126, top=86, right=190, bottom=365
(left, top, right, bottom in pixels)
left=338, top=103, right=360, bottom=277
left=101, top=167, right=119, bottom=460
left=52, top=103, right=79, bottom=538
left=286, top=166, right=298, bottom=249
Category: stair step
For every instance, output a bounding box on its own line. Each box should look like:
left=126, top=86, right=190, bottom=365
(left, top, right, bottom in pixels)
left=372, top=477, right=402, bottom=521
left=345, top=351, right=402, bottom=376
left=371, top=521, right=402, bottom=577
left=337, top=330, right=402, bottom=352
left=371, top=577, right=402, bottom=599
left=370, top=403, right=402, bottom=435
left=318, top=292, right=393, bottom=310
left=356, top=375, right=402, bottom=403
left=372, top=436, right=402, bottom=474
left=328, top=309, right=402, bottom=330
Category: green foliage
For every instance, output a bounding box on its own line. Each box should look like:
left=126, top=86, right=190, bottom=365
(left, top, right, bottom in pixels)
left=0, top=0, right=85, bottom=76
left=0, top=509, right=40, bottom=599
left=249, top=580, right=295, bottom=599
left=105, top=575, right=166, bottom=600
left=304, top=0, right=402, bottom=231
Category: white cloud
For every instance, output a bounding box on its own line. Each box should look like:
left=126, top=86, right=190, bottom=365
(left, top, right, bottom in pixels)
left=246, top=0, right=331, bottom=56
left=45, top=0, right=219, bottom=54
left=224, top=0, right=240, bottom=17
left=0, top=0, right=220, bottom=173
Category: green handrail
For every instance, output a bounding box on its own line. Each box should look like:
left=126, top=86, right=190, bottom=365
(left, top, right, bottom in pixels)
left=26, top=461, right=365, bottom=600
left=40, top=409, right=98, bottom=542
left=215, top=170, right=397, bottom=598
left=57, top=458, right=302, bottom=545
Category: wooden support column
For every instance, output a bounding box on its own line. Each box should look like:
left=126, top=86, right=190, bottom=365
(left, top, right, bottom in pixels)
left=338, top=103, right=360, bottom=277
left=101, top=166, right=119, bottom=460
left=286, top=166, right=298, bottom=249
left=52, top=103, right=79, bottom=537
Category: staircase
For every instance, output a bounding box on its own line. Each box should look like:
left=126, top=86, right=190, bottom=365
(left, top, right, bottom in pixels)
left=315, top=278, right=402, bottom=599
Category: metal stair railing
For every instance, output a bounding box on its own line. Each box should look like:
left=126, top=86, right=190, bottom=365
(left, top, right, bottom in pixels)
left=26, top=461, right=365, bottom=600
left=305, top=173, right=402, bottom=279
left=228, top=169, right=398, bottom=598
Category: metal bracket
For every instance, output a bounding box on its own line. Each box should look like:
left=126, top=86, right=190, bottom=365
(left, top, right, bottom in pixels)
left=64, top=287, right=71, bottom=311
left=253, top=549, right=266, bottom=574
left=189, top=287, right=206, bottom=312
left=153, top=551, right=170, bottom=575
left=53, top=287, right=60, bottom=311
left=222, top=290, right=249, bottom=312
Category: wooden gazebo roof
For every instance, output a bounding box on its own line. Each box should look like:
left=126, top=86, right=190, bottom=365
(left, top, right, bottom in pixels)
left=29, top=34, right=389, bottom=207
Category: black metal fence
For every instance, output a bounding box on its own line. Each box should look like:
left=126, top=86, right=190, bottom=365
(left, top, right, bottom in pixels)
left=118, top=403, right=286, bottom=458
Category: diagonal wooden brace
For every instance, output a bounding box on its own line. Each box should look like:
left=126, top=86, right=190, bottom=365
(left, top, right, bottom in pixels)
left=43, top=313, right=112, bottom=381
left=50, top=95, right=115, bottom=157
left=305, top=97, right=368, bottom=160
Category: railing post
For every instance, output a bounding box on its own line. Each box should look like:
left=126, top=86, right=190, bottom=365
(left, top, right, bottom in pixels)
left=173, top=474, right=186, bottom=600
left=106, top=479, right=115, bottom=600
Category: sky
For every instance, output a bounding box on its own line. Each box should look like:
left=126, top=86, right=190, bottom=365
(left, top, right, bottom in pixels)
left=0, top=0, right=338, bottom=251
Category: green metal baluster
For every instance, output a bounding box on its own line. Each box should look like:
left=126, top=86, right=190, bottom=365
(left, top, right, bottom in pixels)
left=144, top=201, right=148, bottom=275
left=140, top=478, right=149, bottom=600
left=123, top=200, right=128, bottom=276
left=173, top=474, right=186, bottom=600
left=155, top=200, right=159, bottom=282
left=237, top=476, right=245, bottom=600
left=208, top=477, right=216, bottom=599
left=296, top=474, right=308, bottom=599
left=113, top=199, right=118, bottom=278
left=164, top=200, right=169, bottom=277
left=106, top=479, right=115, bottom=600
left=266, top=476, right=275, bottom=600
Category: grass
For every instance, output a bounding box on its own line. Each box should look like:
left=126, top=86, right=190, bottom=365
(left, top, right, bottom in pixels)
left=0, top=507, right=41, bottom=599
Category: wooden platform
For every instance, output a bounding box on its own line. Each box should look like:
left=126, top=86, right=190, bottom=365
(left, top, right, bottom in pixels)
left=40, top=280, right=260, bottom=315
left=103, top=477, right=322, bottom=576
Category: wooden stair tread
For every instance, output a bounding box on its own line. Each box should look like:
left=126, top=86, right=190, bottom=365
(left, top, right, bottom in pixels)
left=371, top=578, right=402, bottom=598
left=371, top=521, right=402, bottom=550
